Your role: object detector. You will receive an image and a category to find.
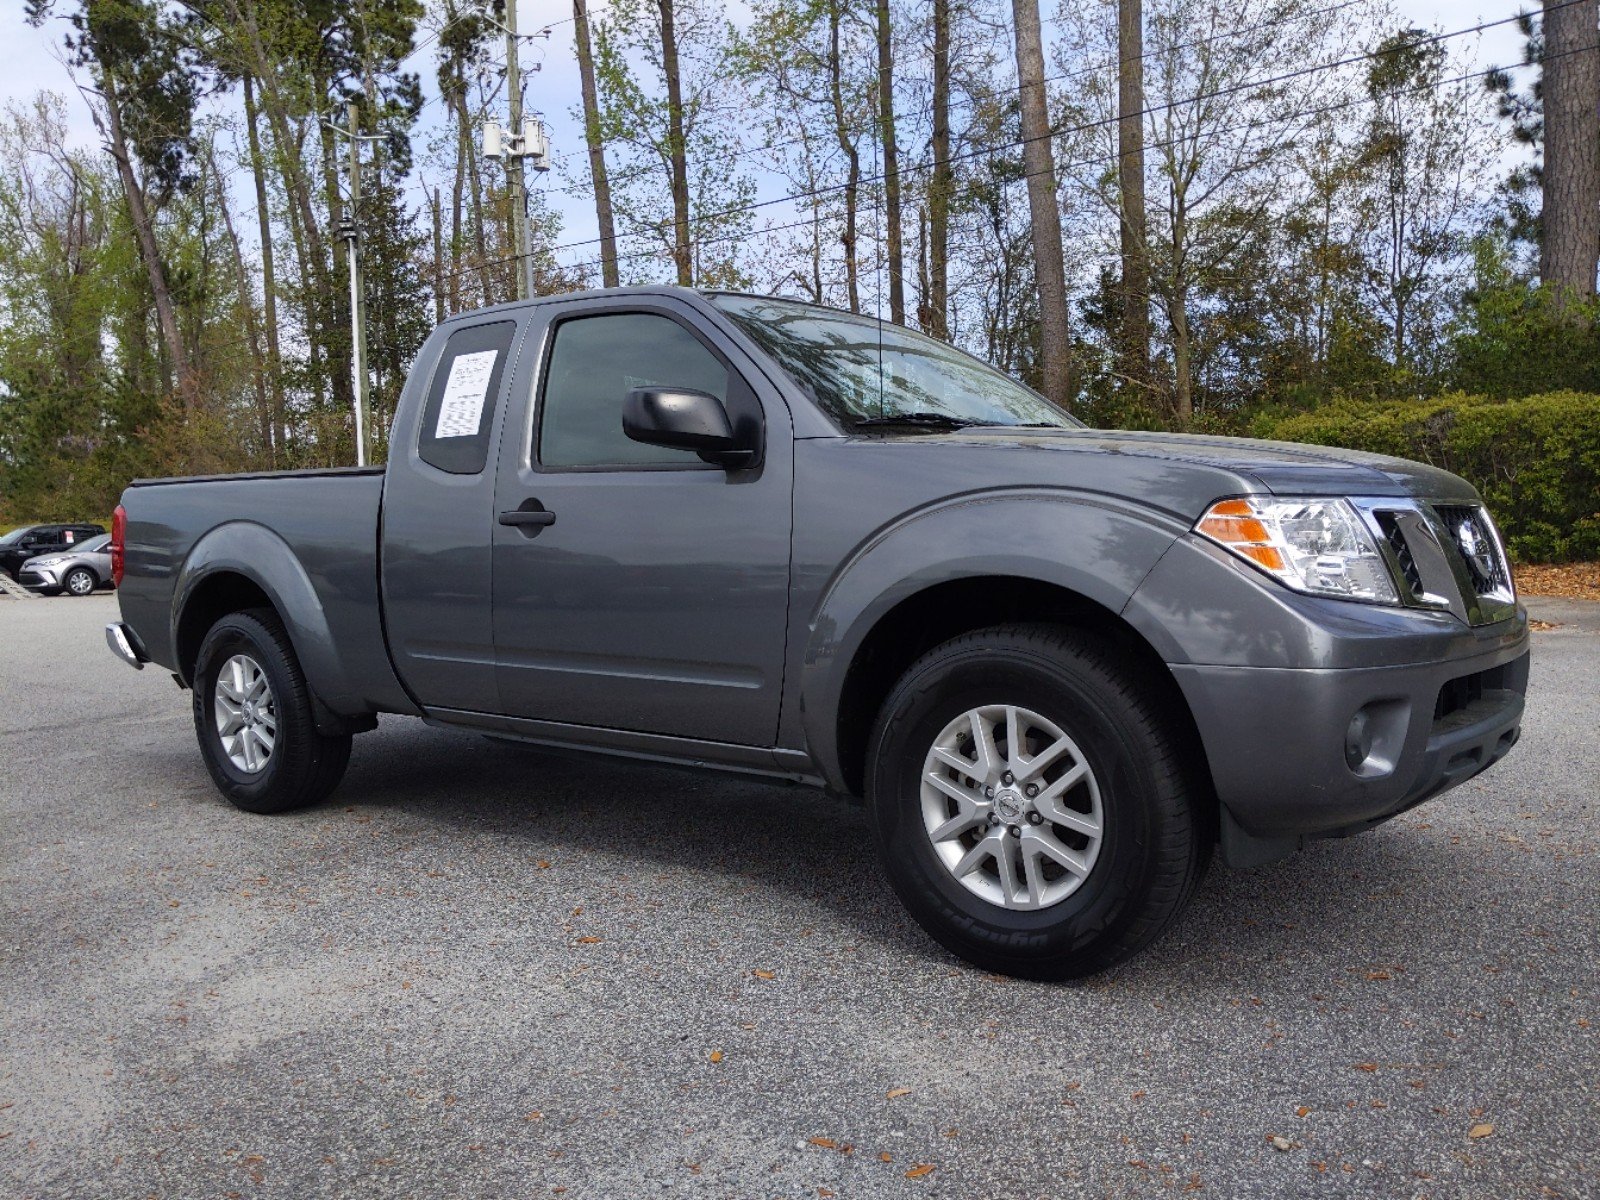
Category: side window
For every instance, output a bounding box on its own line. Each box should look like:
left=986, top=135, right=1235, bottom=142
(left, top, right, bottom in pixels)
left=418, top=321, right=517, bottom=475
left=539, top=312, right=729, bottom=468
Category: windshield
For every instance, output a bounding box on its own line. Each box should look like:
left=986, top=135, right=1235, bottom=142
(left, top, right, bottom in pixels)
left=77, top=534, right=110, bottom=553
left=709, top=294, right=1082, bottom=430
left=0, top=527, right=36, bottom=545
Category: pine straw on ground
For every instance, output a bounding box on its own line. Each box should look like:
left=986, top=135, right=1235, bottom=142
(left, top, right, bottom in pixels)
left=1514, top=562, right=1600, bottom=602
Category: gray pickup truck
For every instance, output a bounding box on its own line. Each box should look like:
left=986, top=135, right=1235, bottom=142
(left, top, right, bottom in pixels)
left=107, top=287, right=1530, bottom=978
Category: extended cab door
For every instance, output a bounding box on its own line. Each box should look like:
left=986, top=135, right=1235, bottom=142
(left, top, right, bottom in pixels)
left=489, top=297, right=794, bottom=747
left=381, top=316, right=525, bottom=710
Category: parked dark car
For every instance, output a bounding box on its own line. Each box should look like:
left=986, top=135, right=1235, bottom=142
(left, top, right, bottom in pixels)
left=0, top=523, right=106, bottom=581
left=19, top=532, right=114, bottom=595
left=105, top=287, right=1529, bottom=979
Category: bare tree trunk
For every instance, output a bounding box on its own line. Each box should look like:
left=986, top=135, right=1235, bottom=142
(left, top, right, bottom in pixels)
left=828, top=0, right=861, bottom=313
left=207, top=139, right=273, bottom=465
left=1172, top=287, right=1193, bottom=422
left=1011, top=0, right=1073, bottom=409
left=659, top=0, right=693, bottom=286
left=575, top=0, right=620, bottom=287
left=875, top=0, right=905, bottom=323
left=927, top=0, right=951, bottom=339
left=1117, top=0, right=1150, bottom=385
left=242, top=73, right=283, bottom=454
left=429, top=183, right=445, bottom=323
left=229, top=0, right=341, bottom=420
left=1541, top=0, right=1600, bottom=300
left=449, top=86, right=493, bottom=303
left=91, top=72, right=193, bottom=406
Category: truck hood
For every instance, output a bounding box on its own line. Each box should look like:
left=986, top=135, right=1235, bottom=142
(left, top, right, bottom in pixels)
left=884, top=425, right=1479, bottom=501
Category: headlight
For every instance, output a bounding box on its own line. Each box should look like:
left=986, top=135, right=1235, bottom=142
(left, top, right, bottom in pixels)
left=1195, top=496, right=1399, bottom=604
left=30, top=557, right=64, bottom=568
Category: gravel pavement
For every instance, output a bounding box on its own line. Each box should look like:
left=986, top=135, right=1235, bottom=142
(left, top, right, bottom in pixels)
left=2, top=592, right=1595, bottom=1199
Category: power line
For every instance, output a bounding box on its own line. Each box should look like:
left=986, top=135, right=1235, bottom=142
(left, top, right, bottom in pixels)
left=541, top=4, right=1574, bottom=259
left=535, top=0, right=1376, bottom=178
left=546, top=32, right=1593, bottom=280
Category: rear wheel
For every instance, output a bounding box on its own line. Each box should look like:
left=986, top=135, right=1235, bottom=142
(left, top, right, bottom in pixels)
left=866, top=624, right=1211, bottom=980
left=192, top=609, right=351, bottom=814
left=63, top=567, right=96, bottom=596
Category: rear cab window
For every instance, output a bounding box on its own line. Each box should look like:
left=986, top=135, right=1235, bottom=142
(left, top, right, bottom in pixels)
left=417, top=321, right=518, bottom=475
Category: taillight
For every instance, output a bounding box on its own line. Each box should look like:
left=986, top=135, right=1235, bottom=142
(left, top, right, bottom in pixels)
left=111, top=504, right=126, bottom=586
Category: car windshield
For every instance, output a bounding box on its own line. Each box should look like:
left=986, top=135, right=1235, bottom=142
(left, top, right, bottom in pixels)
left=0, top=527, right=36, bottom=545
left=708, top=294, right=1082, bottom=431
left=77, top=534, right=110, bottom=552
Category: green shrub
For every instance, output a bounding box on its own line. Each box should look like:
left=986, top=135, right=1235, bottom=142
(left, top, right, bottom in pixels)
left=1253, top=392, right=1600, bottom=563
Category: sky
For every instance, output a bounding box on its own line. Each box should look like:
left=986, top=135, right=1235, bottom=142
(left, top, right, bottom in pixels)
left=0, top=0, right=1537, bottom=282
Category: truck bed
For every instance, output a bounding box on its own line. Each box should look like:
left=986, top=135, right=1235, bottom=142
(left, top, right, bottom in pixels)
left=117, top=466, right=413, bottom=719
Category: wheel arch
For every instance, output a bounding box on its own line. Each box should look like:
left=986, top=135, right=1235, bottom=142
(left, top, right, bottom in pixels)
left=171, top=523, right=370, bottom=733
left=797, top=494, right=1208, bottom=802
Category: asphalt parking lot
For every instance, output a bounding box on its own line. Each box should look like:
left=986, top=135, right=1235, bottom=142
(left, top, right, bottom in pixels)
left=2, top=593, right=1595, bottom=1199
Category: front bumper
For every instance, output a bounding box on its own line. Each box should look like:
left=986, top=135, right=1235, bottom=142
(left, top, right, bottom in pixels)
left=19, top=567, right=59, bottom=592
left=1172, top=629, right=1529, bottom=848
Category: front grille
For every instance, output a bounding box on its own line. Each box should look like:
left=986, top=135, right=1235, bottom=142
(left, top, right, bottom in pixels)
left=1357, top=499, right=1516, bottom=626
left=1373, top=511, right=1424, bottom=599
left=1434, top=662, right=1500, bottom=724
left=1432, top=504, right=1512, bottom=599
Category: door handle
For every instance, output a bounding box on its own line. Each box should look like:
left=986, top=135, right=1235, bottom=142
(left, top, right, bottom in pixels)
left=498, top=502, right=557, bottom=535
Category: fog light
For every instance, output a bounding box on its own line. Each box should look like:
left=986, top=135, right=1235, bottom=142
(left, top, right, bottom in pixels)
left=1343, top=699, right=1409, bottom=779
left=1344, top=710, right=1373, bottom=770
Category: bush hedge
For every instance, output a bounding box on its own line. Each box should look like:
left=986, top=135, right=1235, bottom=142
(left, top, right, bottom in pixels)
left=1252, top=392, right=1600, bottom=564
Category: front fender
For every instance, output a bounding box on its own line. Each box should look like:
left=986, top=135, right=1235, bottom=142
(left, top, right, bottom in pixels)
left=798, top=489, right=1187, bottom=791
left=172, top=521, right=363, bottom=716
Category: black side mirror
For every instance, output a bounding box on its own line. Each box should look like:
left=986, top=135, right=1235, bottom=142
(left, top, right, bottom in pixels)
left=623, top=387, right=756, bottom=467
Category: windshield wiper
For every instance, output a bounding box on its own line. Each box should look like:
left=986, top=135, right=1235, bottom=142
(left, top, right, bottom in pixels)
left=851, top=412, right=977, bottom=429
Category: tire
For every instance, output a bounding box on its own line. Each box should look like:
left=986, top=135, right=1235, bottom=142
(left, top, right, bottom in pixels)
left=191, top=608, right=352, bottom=814
left=866, top=624, right=1212, bottom=980
left=63, top=567, right=96, bottom=596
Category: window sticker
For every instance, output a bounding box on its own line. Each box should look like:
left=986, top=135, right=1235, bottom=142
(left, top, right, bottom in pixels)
left=434, top=350, right=500, bottom=438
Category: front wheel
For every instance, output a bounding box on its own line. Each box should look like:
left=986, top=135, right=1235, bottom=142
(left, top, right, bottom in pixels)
left=192, top=609, right=351, bottom=814
left=866, top=624, right=1211, bottom=980
left=63, top=567, right=97, bottom=596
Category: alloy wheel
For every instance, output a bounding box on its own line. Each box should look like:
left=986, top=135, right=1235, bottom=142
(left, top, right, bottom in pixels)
left=213, top=653, right=277, bottom=774
left=919, top=703, right=1104, bottom=910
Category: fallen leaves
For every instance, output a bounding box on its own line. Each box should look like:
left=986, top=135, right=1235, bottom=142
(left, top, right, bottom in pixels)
left=708, top=1050, right=723, bottom=1064
left=1295, top=1106, right=1311, bottom=1118
left=807, top=1137, right=837, bottom=1150
left=885, top=1087, right=912, bottom=1100
left=1514, top=561, right=1600, bottom=601
left=1469, top=1123, right=1495, bottom=1140
left=905, top=1163, right=935, bottom=1179
left=575, top=936, right=602, bottom=945
left=1268, top=1135, right=1293, bottom=1152
left=752, top=969, right=775, bottom=981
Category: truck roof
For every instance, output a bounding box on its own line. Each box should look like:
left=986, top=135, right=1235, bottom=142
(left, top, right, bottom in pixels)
left=438, top=284, right=711, bottom=323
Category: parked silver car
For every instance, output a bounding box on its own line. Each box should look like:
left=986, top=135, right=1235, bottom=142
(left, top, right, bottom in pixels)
left=20, top=533, right=114, bottom=596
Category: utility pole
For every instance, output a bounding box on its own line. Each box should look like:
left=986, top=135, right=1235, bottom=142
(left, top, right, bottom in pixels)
left=490, top=1, right=550, bottom=299
left=500, top=0, right=529, bottom=300
left=329, top=105, right=384, bottom=467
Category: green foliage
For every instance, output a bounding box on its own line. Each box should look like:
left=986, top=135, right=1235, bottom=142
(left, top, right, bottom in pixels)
left=1448, top=237, right=1600, bottom=397
left=1255, top=392, right=1600, bottom=563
